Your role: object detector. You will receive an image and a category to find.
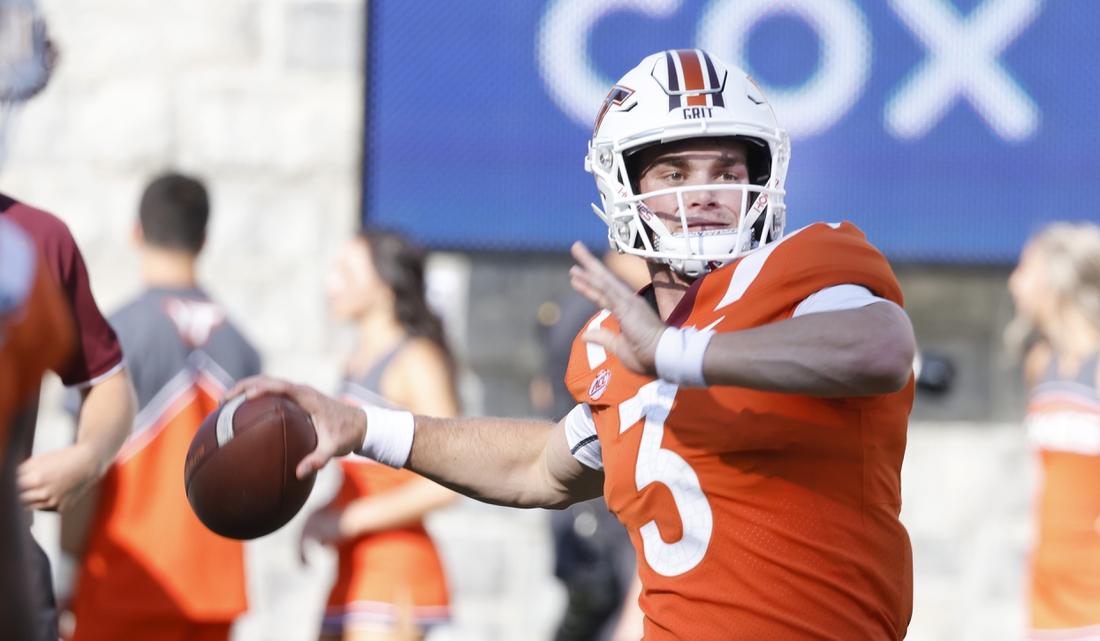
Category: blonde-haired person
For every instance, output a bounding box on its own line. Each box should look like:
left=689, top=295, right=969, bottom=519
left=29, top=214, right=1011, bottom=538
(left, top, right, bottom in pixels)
left=304, top=229, right=458, bottom=641
left=1008, top=222, right=1100, bottom=639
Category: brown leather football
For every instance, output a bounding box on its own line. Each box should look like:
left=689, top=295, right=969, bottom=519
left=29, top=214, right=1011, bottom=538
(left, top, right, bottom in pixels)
left=184, top=395, right=317, bottom=540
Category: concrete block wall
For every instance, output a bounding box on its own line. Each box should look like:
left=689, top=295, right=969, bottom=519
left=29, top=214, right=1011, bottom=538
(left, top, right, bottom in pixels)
left=903, top=422, right=1032, bottom=641
left=2, top=0, right=364, bottom=388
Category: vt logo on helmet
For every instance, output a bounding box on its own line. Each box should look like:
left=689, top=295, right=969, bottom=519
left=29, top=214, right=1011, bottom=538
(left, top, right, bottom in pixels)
left=585, top=49, right=790, bottom=278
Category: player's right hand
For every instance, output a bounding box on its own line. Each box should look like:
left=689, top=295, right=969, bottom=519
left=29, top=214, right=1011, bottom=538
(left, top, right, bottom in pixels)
left=569, top=242, right=665, bottom=376
left=224, top=375, right=367, bottom=479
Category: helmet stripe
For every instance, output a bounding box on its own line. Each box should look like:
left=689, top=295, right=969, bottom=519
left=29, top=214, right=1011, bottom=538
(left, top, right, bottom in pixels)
left=702, top=52, right=725, bottom=107
left=675, top=50, right=705, bottom=91
left=676, top=50, right=709, bottom=107
left=664, top=51, right=681, bottom=111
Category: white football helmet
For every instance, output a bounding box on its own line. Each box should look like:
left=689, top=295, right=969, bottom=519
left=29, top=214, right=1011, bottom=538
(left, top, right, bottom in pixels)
left=585, top=49, right=790, bottom=278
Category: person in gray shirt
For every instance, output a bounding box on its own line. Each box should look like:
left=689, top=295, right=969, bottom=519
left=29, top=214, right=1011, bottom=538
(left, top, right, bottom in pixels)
left=63, top=174, right=260, bottom=641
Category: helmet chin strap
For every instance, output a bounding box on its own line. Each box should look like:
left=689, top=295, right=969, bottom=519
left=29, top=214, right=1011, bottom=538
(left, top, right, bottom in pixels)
left=636, top=201, right=755, bottom=278
left=656, top=229, right=750, bottom=278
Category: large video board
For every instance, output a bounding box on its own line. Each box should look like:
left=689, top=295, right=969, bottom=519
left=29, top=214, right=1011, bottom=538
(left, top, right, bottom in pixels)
left=364, top=0, right=1097, bottom=263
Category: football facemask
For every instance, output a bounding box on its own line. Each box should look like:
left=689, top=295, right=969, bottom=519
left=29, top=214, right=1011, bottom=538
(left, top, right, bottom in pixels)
left=586, top=49, right=790, bottom=278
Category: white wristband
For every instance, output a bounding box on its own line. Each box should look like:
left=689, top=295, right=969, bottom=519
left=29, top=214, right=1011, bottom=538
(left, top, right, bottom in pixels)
left=654, top=326, right=715, bottom=388
left=355, top=405, right=415, bottom=468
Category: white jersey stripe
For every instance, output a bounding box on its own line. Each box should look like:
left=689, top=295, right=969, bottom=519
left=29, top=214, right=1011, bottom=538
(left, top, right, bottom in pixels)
left=715, top=227, right=805, bottom=311
left=564, top=403, right=602, bottom=470
left=1027, top=411, right=1100, bottom=456
left=585, top=309, right=612, bottom=369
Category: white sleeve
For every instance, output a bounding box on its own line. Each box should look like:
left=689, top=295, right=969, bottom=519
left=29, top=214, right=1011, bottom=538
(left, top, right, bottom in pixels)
left=563, top=403, right=602, bottom=471
left=792, top=284, right=895, bottom=318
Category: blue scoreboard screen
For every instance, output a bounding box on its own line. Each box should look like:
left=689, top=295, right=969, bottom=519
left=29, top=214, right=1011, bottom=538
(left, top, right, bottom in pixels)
left=364, top=0, right=1097, bottom=263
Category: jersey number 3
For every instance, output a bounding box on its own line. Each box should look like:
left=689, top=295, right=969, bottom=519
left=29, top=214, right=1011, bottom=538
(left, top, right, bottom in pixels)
left=619, top=379, right=713, bottom=577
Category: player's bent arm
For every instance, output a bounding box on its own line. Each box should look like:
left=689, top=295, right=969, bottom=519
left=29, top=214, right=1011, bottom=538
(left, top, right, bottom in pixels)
left=570, top=241, right=914, bottom=396
left=699, top=301, right=915, bottom=397
left=407, top=414, right=604, bottom=509
left=17, top=368, right=137, bottom=512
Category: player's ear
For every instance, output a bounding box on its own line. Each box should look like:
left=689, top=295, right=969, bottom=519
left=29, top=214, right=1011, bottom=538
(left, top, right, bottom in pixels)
left=131, top=222, right=144, bottom=246
left=195, top=233, right=206, bottom=254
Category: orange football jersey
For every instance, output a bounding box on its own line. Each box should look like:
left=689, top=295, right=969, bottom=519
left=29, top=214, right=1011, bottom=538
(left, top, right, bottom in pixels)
left=566, top=223, right=914, bottom=640
left=74, top=372, right=247, bottom=621
left=1025, top=357, right=1100, bottom=634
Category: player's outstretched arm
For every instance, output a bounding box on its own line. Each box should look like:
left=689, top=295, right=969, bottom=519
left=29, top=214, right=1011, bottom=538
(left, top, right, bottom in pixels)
left=570, top=242, right=915, bottom=397
left=407, top=412, right=603, bottom=509
left=569, top=243, right=665, bottom=375
left=227, top=376, right=604, bottom=509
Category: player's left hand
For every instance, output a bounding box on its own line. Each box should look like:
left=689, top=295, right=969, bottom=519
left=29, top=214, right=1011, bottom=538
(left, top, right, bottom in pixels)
left=569, top=242, right=665, bottom=376
left=17, top=444, right=99, bottom=512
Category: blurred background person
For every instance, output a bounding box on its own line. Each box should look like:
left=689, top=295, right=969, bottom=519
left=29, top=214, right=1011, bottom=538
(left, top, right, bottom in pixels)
left=532, top=249, right=648, bottom=641
left=1007, top=222, right=1100, bottom=640
left=0, top=217, right=75, bottom=640
left=64, top=173, right=261, bottom=641
left=303, top=229, right=458, bottom=641
left=0, top=11, right=136, bottom=640
left=3, top=188, right=135, bottom=641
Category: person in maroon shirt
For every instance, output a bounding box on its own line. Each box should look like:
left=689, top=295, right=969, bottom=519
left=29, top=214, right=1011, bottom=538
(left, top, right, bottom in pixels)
left=0, top=194, right=136, bottom=641
left=0, top=218, right=75, bottom=641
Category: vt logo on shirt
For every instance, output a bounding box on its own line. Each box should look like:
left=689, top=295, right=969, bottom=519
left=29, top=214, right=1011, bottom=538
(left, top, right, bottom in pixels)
left=163, top=298, right=226, bottom=349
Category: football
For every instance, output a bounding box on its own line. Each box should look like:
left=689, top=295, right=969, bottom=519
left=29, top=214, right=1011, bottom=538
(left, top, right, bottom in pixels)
left=184, top=394, right=317, bottom=540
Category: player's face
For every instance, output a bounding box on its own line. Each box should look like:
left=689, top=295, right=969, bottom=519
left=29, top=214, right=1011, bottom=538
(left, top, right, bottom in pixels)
left=325, top=238, right=391, bottom=321
left=633, top=137, right=750, bottom=234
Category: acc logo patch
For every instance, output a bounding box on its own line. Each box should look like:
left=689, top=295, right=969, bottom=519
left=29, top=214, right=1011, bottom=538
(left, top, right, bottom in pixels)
left=589, top=369, right=612, bottom=401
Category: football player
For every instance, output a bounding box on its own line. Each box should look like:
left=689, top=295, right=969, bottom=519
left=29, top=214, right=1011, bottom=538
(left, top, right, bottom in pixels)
left=231, top=50, right=916, bottom=640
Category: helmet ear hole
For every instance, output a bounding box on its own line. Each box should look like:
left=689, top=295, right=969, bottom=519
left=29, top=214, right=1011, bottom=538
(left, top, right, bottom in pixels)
left=742, top=137, right=771, bottom=186
left=623, top=149, right=647, bottom=194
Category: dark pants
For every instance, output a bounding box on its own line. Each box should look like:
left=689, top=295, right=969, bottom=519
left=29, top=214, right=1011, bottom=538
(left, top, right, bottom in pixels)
left=0, top=399, right=59, bottom=641
left=552, top=498, right=637, bottom=641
